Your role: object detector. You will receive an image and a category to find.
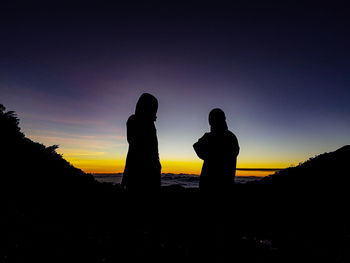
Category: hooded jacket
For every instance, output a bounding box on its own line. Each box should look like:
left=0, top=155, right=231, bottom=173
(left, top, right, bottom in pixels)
left=193, top=109, right=239, bottom=191
left=122, top=93, right=161, bottom=191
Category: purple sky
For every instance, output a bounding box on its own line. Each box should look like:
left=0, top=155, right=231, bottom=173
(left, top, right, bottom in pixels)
left=1, top=1, right=349, bottom=173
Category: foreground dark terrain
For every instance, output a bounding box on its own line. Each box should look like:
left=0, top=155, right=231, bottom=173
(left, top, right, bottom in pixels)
left=1, top=104, right=349, bottom=262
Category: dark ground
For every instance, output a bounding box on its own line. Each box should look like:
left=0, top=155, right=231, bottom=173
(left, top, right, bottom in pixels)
left=2, top=183, right=349, bottom=263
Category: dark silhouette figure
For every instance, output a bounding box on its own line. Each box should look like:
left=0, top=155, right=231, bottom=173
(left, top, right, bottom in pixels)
left=122, top=93, right=161, bottom=192
left=193, top=108, right=239, bottom=192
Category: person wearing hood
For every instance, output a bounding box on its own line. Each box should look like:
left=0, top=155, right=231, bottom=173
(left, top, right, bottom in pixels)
left=193, top=108, right=239, bottom=192
left=122, top=93, right=161, bottom=192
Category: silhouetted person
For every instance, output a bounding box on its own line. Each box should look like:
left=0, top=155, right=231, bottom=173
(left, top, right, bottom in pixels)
left=193, top=108, right=239, bottom=192
left=122, top=93, right=161, bottom=192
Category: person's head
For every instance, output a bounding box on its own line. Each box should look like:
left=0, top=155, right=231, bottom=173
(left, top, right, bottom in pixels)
left=209, top=108, right=228, bottom=132
left=135, top=93, right=158, bottom=121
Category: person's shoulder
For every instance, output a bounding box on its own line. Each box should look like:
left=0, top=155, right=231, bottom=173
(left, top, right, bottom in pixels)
left=202, top=132, right=211, bottom=139
left=127, top=114, right=136, bottom=123
left=127, top=115, right=139, bottom=128
left=226, top=130, right=238, bottom=140
left=195, top=132, right=210, bottom=143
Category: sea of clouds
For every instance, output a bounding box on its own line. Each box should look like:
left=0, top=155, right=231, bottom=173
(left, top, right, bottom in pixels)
left=93, top=173, right=264, bottom=188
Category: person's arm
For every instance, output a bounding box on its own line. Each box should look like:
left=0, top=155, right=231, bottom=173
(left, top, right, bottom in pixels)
left=232, top=134, right=240, bottom=157
left=193, top=133, right=209, bottom=160
left=126, top=117, right=136, bottom=144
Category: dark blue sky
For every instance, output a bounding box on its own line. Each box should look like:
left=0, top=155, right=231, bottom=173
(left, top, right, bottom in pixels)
left=1, top=1, right=349, bottom=172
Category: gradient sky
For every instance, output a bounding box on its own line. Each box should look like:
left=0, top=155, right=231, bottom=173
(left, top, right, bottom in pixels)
left=1, top=1, right=349, bottom=174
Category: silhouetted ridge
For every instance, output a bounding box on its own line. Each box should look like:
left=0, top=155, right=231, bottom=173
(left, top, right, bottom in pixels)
left=256, top=145, right=350, bottom=192
left=335, top=144, right=350, bottom=154
left=0, top=104, right=97, bottom=195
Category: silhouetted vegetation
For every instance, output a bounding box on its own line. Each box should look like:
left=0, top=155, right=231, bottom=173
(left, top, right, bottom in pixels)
left=0, top=104, right=96, bottom=190
left=259, top=145, right=350, bottom=191
left=1, top=103, right=349, bottom=262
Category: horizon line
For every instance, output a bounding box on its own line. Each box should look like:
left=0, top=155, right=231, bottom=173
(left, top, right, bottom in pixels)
left=90, top=168, right=283, bottom=175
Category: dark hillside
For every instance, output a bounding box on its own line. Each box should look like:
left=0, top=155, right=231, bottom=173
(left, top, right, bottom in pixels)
left=0, top=104, right=97, bottom=194
left=259, top=145, right=350, bottom=190
left=236, top=146, right=350, bottom=262
left=0, top=104, right=122, bottom=221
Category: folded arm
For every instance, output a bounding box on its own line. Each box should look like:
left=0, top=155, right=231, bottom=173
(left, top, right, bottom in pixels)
left=193, top=133, right=209, bottom=160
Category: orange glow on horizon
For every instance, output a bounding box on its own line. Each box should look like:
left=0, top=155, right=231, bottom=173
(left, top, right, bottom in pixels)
left=30, top=129, right=297, bottom=176
left=65, top=157, right=285, bottom=177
